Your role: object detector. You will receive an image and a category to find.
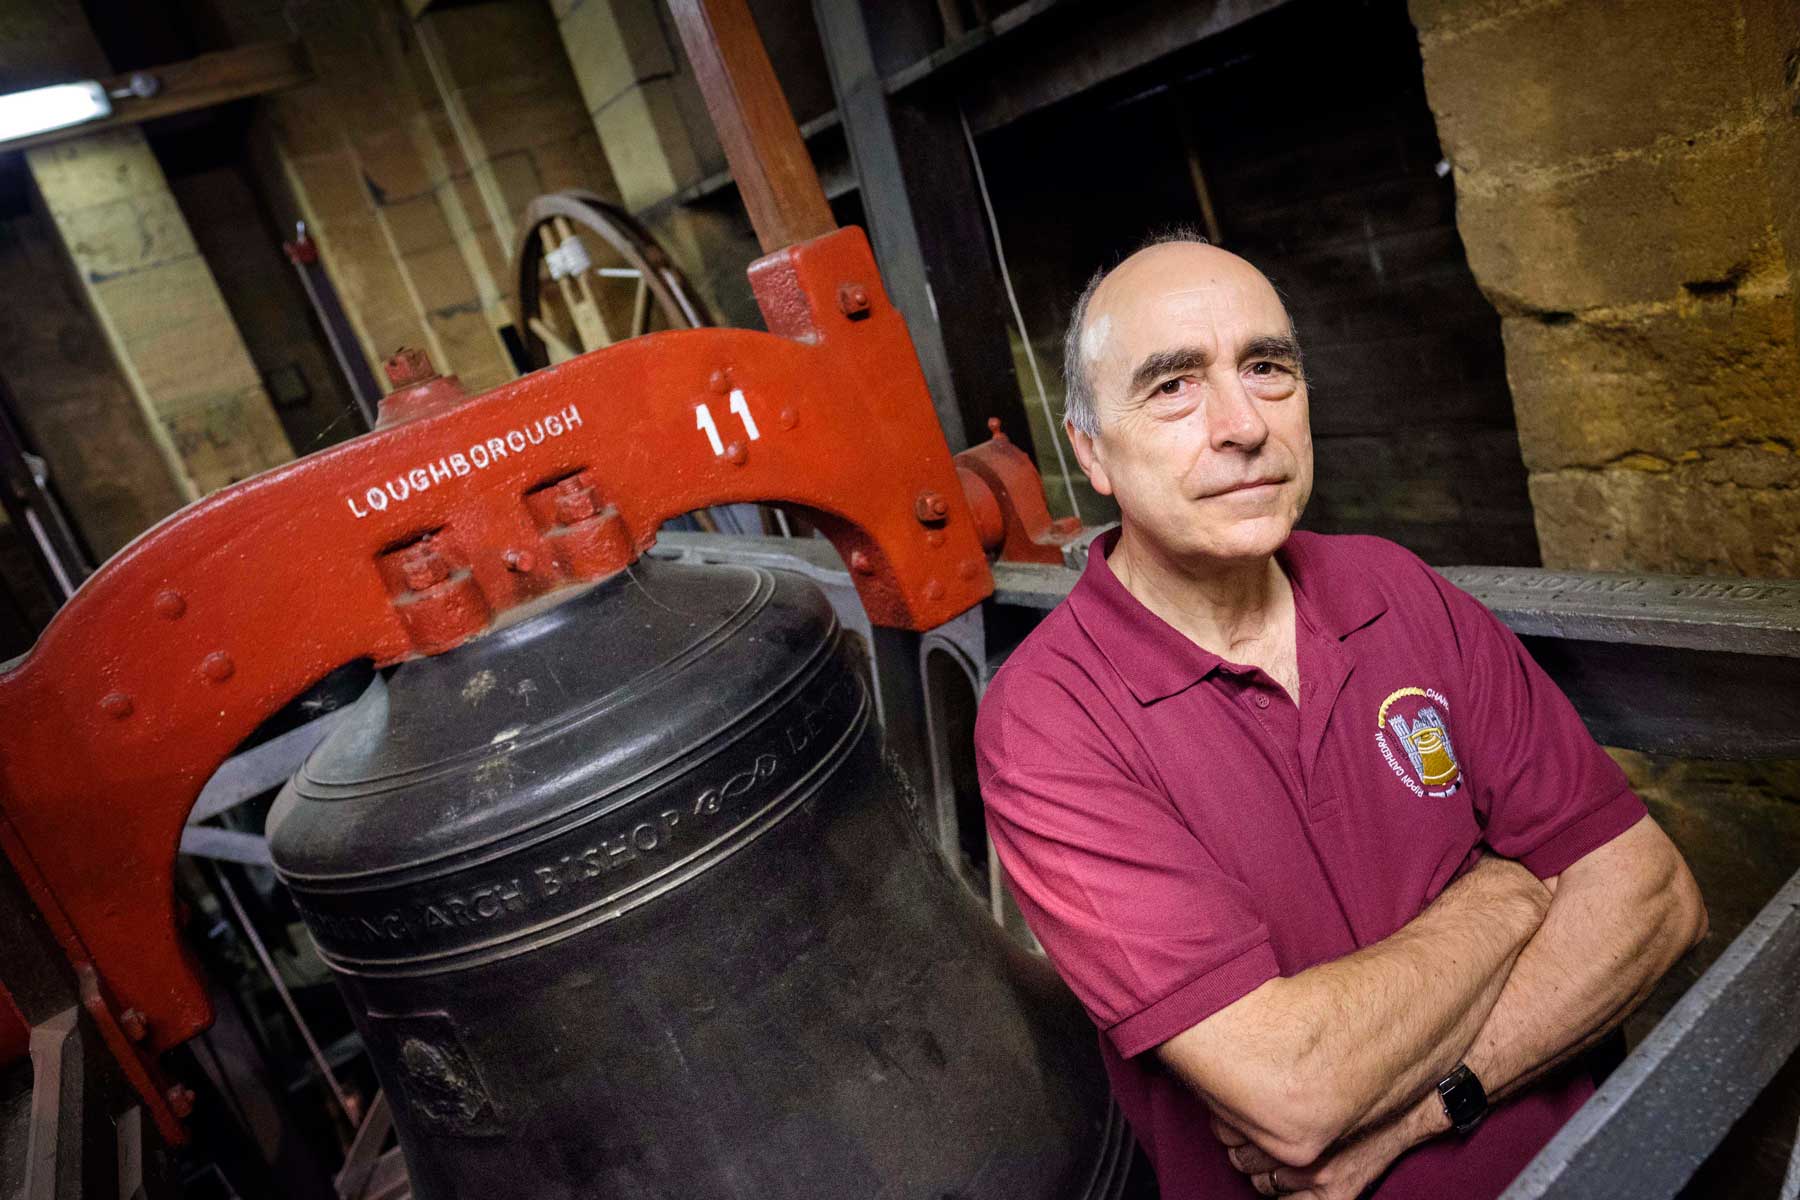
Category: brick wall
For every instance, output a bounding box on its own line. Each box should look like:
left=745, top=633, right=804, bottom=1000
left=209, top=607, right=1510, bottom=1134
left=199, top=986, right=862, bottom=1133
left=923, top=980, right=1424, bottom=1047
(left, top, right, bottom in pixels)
left=1414, top=0, right=1800, bottom=576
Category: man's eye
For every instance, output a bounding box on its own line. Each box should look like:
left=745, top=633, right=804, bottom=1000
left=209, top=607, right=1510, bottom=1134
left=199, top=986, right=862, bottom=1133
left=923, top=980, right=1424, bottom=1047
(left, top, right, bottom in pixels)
left=1156, top=378, right=1185, bottom=395
left=1249, top=361, right=1285, bottom=376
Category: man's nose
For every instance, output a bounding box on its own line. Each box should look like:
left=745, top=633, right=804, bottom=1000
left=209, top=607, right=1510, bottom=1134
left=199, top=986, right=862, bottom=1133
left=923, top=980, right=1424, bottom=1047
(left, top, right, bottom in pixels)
left=1205, top=372, right=1269, bottom=452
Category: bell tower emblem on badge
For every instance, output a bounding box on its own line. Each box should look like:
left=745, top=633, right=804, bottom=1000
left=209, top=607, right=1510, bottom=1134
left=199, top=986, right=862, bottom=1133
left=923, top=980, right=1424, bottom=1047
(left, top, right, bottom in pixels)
left=1375, top=686, right=1463, bottom=798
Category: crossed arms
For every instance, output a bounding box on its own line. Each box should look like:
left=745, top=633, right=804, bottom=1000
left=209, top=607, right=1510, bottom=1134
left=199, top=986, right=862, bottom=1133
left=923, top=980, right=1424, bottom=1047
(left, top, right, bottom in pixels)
left=1159, top=815, right=1706, bottom=1193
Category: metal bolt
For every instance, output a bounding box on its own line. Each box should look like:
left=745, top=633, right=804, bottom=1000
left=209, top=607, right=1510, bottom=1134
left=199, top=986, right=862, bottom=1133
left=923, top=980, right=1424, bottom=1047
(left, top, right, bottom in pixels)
left=165, top=1084, right=196, bottom=1119
left=201, top=652, right=235, bottom=683
left=100, top=692, right=133, bottom=719
left=400, top=545, right=449, bottom=591
left=554, top=477, right=597, bottom=523
left=503, top=549, right=536, bottom=573
left=837, top=283, right=872, bottom=317
left=384, top=347, right=438, bottom=391
left=153, top=590, right=186, bottom=620
left=119, top=1009, right=148, bottom=1043
left=914, top=490, right=950, bottom=523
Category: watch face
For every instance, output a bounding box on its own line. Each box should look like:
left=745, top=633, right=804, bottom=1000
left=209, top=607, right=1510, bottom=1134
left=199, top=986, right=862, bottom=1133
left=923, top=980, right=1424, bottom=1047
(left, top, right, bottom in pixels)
left=1439, top=1066, right=1489, bottom=1132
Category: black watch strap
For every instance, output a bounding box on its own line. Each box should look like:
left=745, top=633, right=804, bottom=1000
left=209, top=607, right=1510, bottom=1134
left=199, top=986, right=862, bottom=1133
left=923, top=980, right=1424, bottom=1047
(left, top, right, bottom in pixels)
left=1436, top=1063, right=1489, bottom=1134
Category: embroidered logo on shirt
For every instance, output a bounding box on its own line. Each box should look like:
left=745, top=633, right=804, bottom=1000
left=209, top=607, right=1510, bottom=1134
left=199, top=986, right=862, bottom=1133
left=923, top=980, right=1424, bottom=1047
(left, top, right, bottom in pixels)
left=1375, top=686, right=1463, bottom=798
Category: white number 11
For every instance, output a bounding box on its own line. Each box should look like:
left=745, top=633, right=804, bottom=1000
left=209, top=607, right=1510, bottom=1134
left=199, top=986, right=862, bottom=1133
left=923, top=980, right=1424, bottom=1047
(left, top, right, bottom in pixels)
left=695, top=388, right=761, bottom=456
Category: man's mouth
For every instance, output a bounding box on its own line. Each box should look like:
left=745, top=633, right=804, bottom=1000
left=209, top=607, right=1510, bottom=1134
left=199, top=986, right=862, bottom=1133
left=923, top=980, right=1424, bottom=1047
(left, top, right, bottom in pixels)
left=1203, top=478, right=1285, bottom=499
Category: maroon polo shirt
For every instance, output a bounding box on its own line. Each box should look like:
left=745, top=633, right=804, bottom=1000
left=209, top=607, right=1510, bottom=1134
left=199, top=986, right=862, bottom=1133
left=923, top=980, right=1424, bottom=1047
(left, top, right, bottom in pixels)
left=975, top=529, right=1645, bottom=1199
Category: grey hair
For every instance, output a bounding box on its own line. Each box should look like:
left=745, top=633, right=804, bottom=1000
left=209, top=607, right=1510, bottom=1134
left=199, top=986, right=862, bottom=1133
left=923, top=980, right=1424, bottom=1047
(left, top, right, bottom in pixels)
left=1061, top=226, right=1228, bottom=436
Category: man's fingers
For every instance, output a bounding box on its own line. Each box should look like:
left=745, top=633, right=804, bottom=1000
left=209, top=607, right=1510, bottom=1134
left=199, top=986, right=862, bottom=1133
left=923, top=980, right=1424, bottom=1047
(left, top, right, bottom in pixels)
left=1251, top=1170, right=1279, bottom=1197
left=1228, top=1143, right=1282, bottom=1174
left=1210, top=1115, right=1249, bottom=1146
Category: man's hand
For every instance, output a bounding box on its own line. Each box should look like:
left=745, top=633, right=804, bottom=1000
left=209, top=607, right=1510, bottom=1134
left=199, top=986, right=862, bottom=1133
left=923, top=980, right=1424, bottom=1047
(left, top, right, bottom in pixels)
left=1213, top=1109, right=1433, bottom=1199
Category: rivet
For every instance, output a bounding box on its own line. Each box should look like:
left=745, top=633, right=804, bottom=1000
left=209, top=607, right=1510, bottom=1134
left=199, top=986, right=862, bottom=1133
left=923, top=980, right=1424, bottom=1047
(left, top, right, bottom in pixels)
left=925, top=580, right=946, bottom=602
left=153, top=590, right=186, bottom=620
left=708, top=367, right=733, bottom=394
left=119, top=1008, right=148, bottom=1042
left=201, top=652, right=235, bottom=683
left=837, top=282, right=872, bottom=317
left=100, top=692, right=133, bottom=719
left=164, top=1084, right=195, bottom=1119
left=777, top=406, right=798, bottom=430
left=725, top=440, right=748, bottom=466
left=926, top=530, right=946, bottom=548
left=503, top=549, right=535, bottom=573
left=958, top=559, right=982, bottom=581
left=849, top=550, right=875, bottom=576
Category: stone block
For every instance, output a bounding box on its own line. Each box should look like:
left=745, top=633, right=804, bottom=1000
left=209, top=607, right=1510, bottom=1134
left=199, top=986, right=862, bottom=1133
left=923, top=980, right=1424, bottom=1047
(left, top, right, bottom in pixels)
left=528, top=131, right=618, bottom=198
left=594, top=81, right=701, bottom=208
left=1455, top=126, right=1782, bottom=312
left=447, top=77, right=596, bottom=161
left=558, top=0, right=674, bottom=112
left=353, top=126, right=436, bottom=204
left=1418, top=0, right=1753, bottom=173
left=1528, top=464, right=1800, bottom=576
left=1502, top=295, right=1799, bottom=471
left=426, top=306, right=513, bottom=394
left=377, top=193, right=458, bottom=258
left=27, top=131, right=168, bottom=210
left=421, top=2, right=562, bottom=86
left=48, top=192, right=197, bottom=281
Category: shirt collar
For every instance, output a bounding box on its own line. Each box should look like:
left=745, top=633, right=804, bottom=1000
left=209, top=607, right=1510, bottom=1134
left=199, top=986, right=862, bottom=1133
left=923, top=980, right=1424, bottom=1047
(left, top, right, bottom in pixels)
left=1066, top=528, right=1388, bottom=705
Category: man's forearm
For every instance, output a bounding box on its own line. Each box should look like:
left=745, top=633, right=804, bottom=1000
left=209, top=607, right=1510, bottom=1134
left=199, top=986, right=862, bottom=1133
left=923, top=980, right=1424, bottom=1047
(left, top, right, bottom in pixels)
left=1396, top=818, right=1708, bottom=1140
left=1162, top=855, right=1549, bottom=1162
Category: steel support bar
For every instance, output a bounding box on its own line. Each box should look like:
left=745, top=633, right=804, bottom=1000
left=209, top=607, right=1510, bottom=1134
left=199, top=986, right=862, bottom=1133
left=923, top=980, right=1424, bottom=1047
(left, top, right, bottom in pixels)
left=810, top=0, right=1035, bottom=455
left=989, top=560, right=1800, bottom=758
left=1502, top=867, right=1800, bottom=1200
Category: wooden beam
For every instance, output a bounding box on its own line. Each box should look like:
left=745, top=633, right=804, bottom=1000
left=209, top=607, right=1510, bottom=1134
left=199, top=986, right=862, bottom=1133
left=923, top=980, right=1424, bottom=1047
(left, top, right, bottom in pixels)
left=0, top=41, right=313, bottom=155
left=664, top=0, right=835, bottom=253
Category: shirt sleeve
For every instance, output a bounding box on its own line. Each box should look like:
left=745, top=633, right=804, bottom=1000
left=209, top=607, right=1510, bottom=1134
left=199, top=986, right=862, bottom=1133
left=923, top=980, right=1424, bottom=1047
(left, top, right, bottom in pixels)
left=976, top=670, right=1278, bottom=1059
left=1428, top=569, right=1647, bottom=879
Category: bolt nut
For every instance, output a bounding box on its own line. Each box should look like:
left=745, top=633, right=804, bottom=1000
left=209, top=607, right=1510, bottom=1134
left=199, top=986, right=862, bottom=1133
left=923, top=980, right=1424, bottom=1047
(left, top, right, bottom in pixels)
left=400, top=546, right=450, bottom=591
left=554, top=478, right=598, bottom=523
left=914, top=490, right=950, bottom=523
left=837, top=283, right=872, bottom=318
left=384, top=347, right=438, bottom=390
left=503, top=549, right=536, bottom=573
left=165, top=1084, right=196, bottom=1118
left=119, top=1009, right=148, bottom=1042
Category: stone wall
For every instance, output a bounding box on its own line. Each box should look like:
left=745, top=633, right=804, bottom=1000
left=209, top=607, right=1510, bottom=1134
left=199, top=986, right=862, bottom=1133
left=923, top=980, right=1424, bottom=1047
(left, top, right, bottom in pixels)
left=1413, top=0, right=1800, bottom=577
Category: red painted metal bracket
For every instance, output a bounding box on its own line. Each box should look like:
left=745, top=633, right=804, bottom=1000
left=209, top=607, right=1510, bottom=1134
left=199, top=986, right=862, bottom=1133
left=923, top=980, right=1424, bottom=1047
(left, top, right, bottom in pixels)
left=0, top=228, right=993, bottom=1141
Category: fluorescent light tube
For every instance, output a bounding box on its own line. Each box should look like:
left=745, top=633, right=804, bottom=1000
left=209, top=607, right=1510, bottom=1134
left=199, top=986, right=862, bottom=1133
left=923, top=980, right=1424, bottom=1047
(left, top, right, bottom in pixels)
left=0, top=81, right=112, bottom=142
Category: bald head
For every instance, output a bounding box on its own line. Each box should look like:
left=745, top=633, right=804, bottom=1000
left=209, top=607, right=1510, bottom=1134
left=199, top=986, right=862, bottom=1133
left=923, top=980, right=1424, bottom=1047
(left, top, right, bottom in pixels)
left=1062, top=238, right=1299, bottom=435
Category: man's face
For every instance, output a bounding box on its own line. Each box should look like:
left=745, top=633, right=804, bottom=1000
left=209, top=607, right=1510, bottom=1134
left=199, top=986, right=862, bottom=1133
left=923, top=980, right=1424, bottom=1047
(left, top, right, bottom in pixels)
left=1068, top=243, right=1313, bottom=567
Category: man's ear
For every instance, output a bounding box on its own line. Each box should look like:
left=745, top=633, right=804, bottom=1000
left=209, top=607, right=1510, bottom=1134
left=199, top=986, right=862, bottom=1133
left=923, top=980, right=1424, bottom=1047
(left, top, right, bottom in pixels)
left=1066, top=420, right=1114, bottom=497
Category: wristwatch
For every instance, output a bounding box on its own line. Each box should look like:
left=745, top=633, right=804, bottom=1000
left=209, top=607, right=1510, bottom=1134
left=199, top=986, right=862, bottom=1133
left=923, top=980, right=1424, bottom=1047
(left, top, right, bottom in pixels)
left=1436, top=1063, right=1489, bottom=1133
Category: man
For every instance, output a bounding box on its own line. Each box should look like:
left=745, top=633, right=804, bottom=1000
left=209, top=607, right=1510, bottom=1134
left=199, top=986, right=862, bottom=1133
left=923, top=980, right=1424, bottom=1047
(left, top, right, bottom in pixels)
left=973, top=234, right=1707, bottom=1199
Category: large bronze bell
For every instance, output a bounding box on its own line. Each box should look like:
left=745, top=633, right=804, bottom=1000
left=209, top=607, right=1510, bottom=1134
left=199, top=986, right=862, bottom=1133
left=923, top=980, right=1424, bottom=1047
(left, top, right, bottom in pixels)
left=268, top=558, right=1131, bottom=1198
